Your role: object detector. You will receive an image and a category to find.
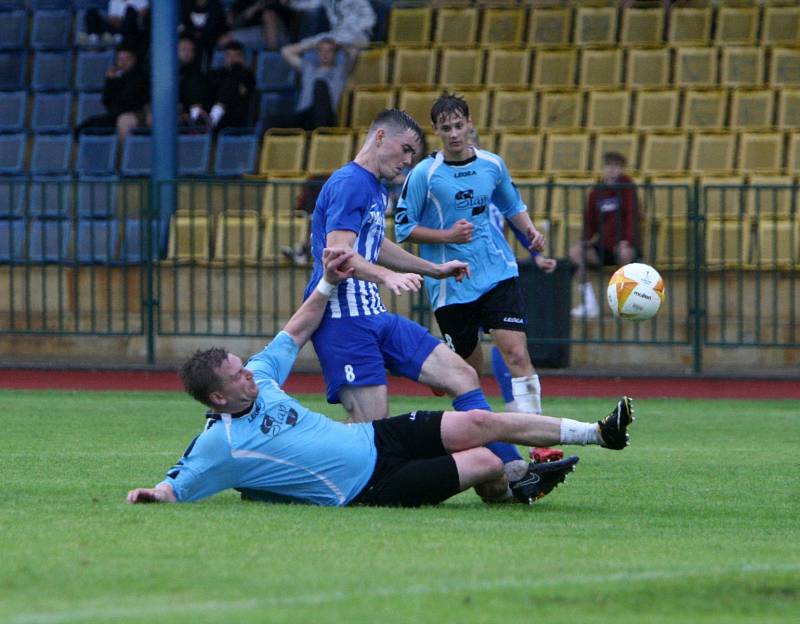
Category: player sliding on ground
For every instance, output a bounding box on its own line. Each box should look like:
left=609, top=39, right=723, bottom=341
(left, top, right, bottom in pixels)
left=127, top=248, right=635, bottom=508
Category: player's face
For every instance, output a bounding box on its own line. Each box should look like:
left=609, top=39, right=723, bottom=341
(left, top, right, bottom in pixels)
left=434, top=112, right=472, bottom=160
left=376, top=128, right=420, bottom=181
left=214, top=353, right=258, bottom=408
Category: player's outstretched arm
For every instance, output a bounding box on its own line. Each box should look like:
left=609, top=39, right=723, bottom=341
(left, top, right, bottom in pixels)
left=379, top=238, right=470, bottom=282
left=508, top=212, right=545, bottom=252
left=127, top=483, right=176, bottom=504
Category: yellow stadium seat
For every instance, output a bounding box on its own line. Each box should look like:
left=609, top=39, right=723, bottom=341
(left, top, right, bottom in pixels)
left=586, top=90, right=630, bottom=131
left=480, top=8, right=526, bottom=46
left=459, top=87, right=490, bottom=129
left=348, top=47, right=390, bottom=87
left=579, top=47, right=623, bottom=88
left=307, top=129, right=354, bottom=176
left=644, top=176, right=693, bottom=219
left=214, top=211, right=260, bottom=264
left=738, top=132, right=784, bottom=174
left=641, top=133, right=688, bottom=175
left=620, top=7, right=664, bottom=46
left=698, top=175, right=746, bottom=219
left=720, top=46, right=764, bottom=87
left=754, top=219, right=800, bottom=268
left=689, top=132, right=737, bottom=175
left=788, top=133, right=800, bottom=176
left=175, top=181, right=213, bottom=217
left=543, top=132, right=591, bottom=175
left=490, top=88, right=536, bottom=130
left=496, top=131, right=543, bottom=175
left=527, top=7, right=572, bottom=47
left=388, top=7, right=432, bottom=46
left=470, top=128, right=496, bottom=153
left=634, top=88, right=679, bottom=130
left=258, top=129, right=306, bottom=176
left=434, top=7, right=478, bottom=45
left=705, top=218, right=752, bottom=268
left=392, top=46, right=437, bottom=86
left=655, top=218, right=690, bottom=268
left=532, top=47, right=577, bottom=89
left=715, top=6, right=759, bottom=46
left=668, top=7, right=712, bottom=45
left=261, top=177, right=306, bottom=218
left=777, top=89, right=800, bottom=130
left=593, top=132, right=639, bottom=172
left=514, top=176, right=550, bottom=222
left=397, top=87, right=440, bottom=126
left=681, top=89, right=727, bottom=130
left=626, top=47, right=670, bottom=88
left=261, top=214, right=309, bottom=262
left=574, top=6, right=617, bottom=46
left=349, top=87, right=396, bottom=129
left=746, top=176, right=795, bottom=220
left=762, top=6, right=800, bottom=46
left=674, top=47, right=718, bottom=87
left=729, top=89, right=774, bottom=130
left=769, top=48, right=800, bottom=88
left=439, top=47, right=484, bottom=87
left=539, top=90, right=583, bottom=131
left=485, top=47, right=531, bottom=88
left=168, top=214, right=211, bottom=262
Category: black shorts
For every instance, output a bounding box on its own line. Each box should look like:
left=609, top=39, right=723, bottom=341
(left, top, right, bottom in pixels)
left=434, top=277, right=528, bottom=359
left=351, top=411, right=461, bottom=508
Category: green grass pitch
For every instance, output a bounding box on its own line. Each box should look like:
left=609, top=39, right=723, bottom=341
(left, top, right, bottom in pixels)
left=1, top=390, right=798, bottom=624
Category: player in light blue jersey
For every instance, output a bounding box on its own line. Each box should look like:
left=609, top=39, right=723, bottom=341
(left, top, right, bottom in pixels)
left=126, top=249, right=638, bottom=507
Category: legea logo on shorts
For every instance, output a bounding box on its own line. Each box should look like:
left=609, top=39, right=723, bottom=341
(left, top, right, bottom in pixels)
left=503, top=316, right=524, bottom=323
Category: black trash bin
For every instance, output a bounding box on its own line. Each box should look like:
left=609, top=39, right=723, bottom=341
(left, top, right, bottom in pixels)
left=517, top=260, right=572, bottom=368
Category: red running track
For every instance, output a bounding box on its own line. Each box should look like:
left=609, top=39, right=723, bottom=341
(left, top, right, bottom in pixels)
left=1, top=368, right=798, bottom=399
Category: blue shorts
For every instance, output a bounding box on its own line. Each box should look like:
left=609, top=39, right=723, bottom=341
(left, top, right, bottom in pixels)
left=311, top=312, right=441, bottom=404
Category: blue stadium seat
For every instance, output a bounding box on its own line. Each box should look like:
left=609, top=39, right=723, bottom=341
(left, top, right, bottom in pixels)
left=76, top=175, right=117, bottom=218
left=75, top=49, right=113, bottom=91
left=31, top=1, right=70, bottom=8
left=28, top=175, right=72, bottom=217
left=0, top=177, right=26, bottom=217
left=0, top=132, right=26, bottom=175
left=119, top=218, right=159, bottom=263
left=0, top=90, right=27, bottom=131
left=120, top=132, right=152, bottom=176
left=76, top=132, right=118, bottom=176
left=73, top=1, right=106, bottom=9
left=31, top=91, right=72, bottom=132
left=0, top=51, right=26, bottom=90
left=27, top=216, right=71, bottom=263
left=258, top=89, right=297, bottom=132
left=75, top=216, right=118, bottom=263
left=211, top=47, right=254, bottom=70
left=0, top=217, right=25, bottom=262
left=31, top=10, right=72, bottom=50
left=76, top=91, right=105, bottom=125
left=0, top=10, right=27, bottom=49
left=30, top=132, right=72, bottom=175
left=177, top=133, right=211, bottom=176
left=0, top=1, right=25, bottom=10
left=255, top=50, right=295, bottom=91
left=213, top=130, right=258, bottom=176
left=32, top=51, right=73, bottom=91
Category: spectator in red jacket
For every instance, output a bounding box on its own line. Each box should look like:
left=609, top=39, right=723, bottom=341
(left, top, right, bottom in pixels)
left=569, top=152, right=641, bottom=319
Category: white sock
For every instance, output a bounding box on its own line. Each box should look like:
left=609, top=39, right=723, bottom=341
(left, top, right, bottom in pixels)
left=504, top=400, right=518, bottom=411
left=559, top=418, right=602, bottom=445
left=581, top=282, right=599, bottom=311
left=511, top=374, right=542, bottom=414
left=504, top=458, right=528, bottom=483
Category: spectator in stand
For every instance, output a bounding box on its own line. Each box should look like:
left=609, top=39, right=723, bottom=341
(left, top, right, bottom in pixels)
left=292, top=0, right=376, bottom=60
left=224, top=0, right=301, bottom=51
left=81, top=0, right=149, bottom=53
left=180, top=0, right=229, bottom=65
left=207, top=40, right=256, bottom=131
left=75, top=44, right=150, bottom=141
left=569, top=152, right=641, bottom=319
left=178, top=36, right=210, bottom=129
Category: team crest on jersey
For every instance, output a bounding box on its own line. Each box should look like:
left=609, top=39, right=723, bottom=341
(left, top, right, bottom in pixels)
left=260, top=404, right=299, bottom=438
left=455, top=188, right=489, bottom=212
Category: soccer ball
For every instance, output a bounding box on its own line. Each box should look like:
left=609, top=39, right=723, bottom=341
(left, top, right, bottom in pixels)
left=606, top=263, right=665, bottom=322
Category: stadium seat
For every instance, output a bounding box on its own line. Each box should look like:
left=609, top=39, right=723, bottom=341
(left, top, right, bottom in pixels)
left=549, top=175, right=592, bottom=220
left=258, top=129, right=306, bottom=176
left=31, top=9, right=71, bottom=49
left=439, top=47, right=483, bottom=87
left=177, top=133, right=211, bottom=177
left=480, top=8, right=525, bottom=46
left=715, top=6, right=759, bottom=45
left=738, top=132, right=783, bottom=174
left=76, top=175, right=117, bottom=218
left=788, top=133, right=800, bottom=176
left=668, top=7, right=712, bottom=45
left=754, top=219, right=799, bottom=268
left=167, top=213, right=211, bottom=262
left=32, top=51, right=73, bottom=91
left=512, top=175, right=549, bottom=224
left=769, top=48, right=800, bottom=88
left=586, top=90, right=630, bottom=131
left=118, top=217, right=158, bottom=263
left=625, top=47, right=670, bottom=88
left=347, top=47, right=389, bottom=87
left=0, top=132, right=25, bottom=175
left=392, top=47, right=436, bottom=86
left=0, top=217, right=25, bottom=262
left=654, top=218, right=690, bottom=268
left=30, top=132, right=72, bottom=176
left=777, top=89, right=800, bottom=130
left=644, top=176, right=693, bottom=219
left=306, top=128, right=353, bottom=176
left=387, top=7, right=432, bottom=46
left=212, top=131, right=258, bottom=177
left=729, top=89, right=774, bottom=130
left=539, top=91, right=582, bottom=131
left=490, top=88, right=536, bottom=130
left=27, top=216, right=71, bottom=263
left=484, top=48, right=530, bottom=88
left=0, top=10, right=26, bottom=49
left=75, top=49, right=114, bottom=91
left=762, top=5, right=800, bottom=46
left=397, top=88, right=439, bottom=127
left=592, top=133, right=639, bottom=172
left=0, top=51, right=26, bottom=90
left=0, top=90, right=26, bottom=131
left=28, top=175, right=72, bottom=217
left=620, top=7, right=664, bottom=46
left=77, top=132, right=118, bottom=176
left=681, top=89, right=727, bottom=130
left=459, top=87, right=489, bottom=129
left=261, top=177, right=305, bottom=217
left=720, top=46, right=764, bottom=87
left=705, top=218, right=751, bottom=268
left=689, top=132, right=737, bottom=175
left=674, top=47, right=717, bottom=87
left=532, top=48, right=577, bottom=89
left=74, top=217, right=118, bottom=264
left=261, top=214, right=308, bottom=262
left=699, top=176, right=746, bottom=220
left=543, top=133, right=590, bottom=175
left=641, top=133, right=688, bottom=175
left=210, top=47, right=253, bottom=70
left=0, top=177, right=25, bottom=217
left=348, top=87, right=395, bottom=129
left=496, top=131, right=542, bottom=175
left=31, top=91, right=72, bottom=132
left=579, top=48, right=623, bottom=88
left=258, top=90, right=297, bottom=132
left=527, top=6, right=571, bottom=47
left=747, top=176, right=796, bottom=219
left=634, top=88, right=679, bottom=130
left=213, top=211, right=260, bottom=264
left=434, top=7, right=478, bottom=45
left=574, top=6, right=617, bottom=46
left=76, top=91, right=105, bottom=125
left=255, top=50, right=294, bottom=91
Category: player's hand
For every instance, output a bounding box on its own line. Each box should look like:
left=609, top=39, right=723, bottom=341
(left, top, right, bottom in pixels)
left=447, top=219, right=473, bottom=244
left=382, top=271, right=422, bottom=295
left=436, top=260, right=470, bottom=282
left=534, top=255, right=557, bottom=274
left=322, top=247, right=355, bottom=284
left=526, top=226, right=546, bottom=253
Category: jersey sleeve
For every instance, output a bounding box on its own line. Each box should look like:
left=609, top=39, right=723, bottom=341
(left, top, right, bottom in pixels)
left=394, top=164, right=429, bottom=243
left=491, top=157, right=526, bottom=219
left=246, top=331, right=299, bottom=389
left=159, top=429, right=233, bottom=502
left=324, top=177, right=370, bottom=235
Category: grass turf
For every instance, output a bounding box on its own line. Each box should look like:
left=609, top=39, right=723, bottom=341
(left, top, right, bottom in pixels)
left=1, top=390, right=798, bottom=624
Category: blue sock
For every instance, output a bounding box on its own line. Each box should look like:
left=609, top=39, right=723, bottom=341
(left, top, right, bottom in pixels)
left=452, top=388, right=523, bottom=464
left=490, top=346, right=514, bottom=404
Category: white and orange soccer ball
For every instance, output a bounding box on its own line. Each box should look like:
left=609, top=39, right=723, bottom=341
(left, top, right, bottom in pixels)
left=606, top=263, right=665, bottom=322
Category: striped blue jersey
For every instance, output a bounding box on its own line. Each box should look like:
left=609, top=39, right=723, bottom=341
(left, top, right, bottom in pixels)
left=304, top=162, right=389, bottom=318
left=159, top=332, right=377, bottom=506
left=394, top=149, right=525, bottom=310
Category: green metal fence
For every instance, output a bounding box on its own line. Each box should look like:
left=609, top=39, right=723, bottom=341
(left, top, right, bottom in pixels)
left=0, top=178, right=797, bottom=371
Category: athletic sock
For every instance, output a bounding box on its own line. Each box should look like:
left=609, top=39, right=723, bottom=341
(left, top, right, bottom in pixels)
left=490, top=346, right=515, bottom=405
left=581, top=281, right=599, bottom=314
left=453, top=389, right=523, bottom=463
left=559, top=418, right=602, bottom=445
left=511, top=374, right=542, bottom=414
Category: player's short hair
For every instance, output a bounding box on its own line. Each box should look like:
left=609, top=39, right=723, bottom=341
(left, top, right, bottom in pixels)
left=370, top=109, right=423, bottom=144
left=180, top=347, right=229, bottom=407
left=430, top=92, right=470, bottom=126
left=602, top=151, right=626, bottom=167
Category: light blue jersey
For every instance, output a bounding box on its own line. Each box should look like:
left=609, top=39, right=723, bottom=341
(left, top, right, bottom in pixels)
left=395, top=149, right=524, bottom=310
left=159, top=332, right=377, bottom=506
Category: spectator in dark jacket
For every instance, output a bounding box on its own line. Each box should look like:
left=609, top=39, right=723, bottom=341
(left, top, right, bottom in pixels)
left=207, top=40, right=256, bottom=130
left=180, top=0, right=229, bottom=65
left=178, top=36, right=211, bottom=127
